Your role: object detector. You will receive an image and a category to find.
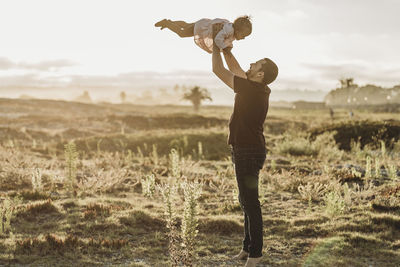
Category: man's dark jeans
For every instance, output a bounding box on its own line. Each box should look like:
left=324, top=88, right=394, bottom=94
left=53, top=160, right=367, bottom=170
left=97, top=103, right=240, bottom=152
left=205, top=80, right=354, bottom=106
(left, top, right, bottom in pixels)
left=231, top=145, right=266, bottom=258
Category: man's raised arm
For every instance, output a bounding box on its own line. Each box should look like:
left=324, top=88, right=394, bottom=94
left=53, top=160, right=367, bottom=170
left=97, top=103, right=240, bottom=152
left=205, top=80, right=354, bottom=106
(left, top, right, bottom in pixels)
left=222, top=48, right=247, bottom=79
left=212, top=24, right=234, bottom=90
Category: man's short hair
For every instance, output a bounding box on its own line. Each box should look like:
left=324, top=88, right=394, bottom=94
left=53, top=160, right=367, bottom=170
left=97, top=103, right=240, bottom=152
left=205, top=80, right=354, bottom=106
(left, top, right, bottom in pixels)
left=261, top=58, right=278, bottom=85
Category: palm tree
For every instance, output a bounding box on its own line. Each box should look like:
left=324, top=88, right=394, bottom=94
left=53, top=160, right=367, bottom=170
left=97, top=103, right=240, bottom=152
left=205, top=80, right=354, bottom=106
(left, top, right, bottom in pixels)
left=120, top=91, right=127, bottom=103
left=339, top=78, right=355, bottom=88
left=182, top=86, right=212, bottom=112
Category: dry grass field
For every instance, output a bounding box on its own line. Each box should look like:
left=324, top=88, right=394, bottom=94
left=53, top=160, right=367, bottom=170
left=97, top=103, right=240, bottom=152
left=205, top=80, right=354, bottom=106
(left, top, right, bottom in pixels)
left=0, top=98, right=399, bottom=266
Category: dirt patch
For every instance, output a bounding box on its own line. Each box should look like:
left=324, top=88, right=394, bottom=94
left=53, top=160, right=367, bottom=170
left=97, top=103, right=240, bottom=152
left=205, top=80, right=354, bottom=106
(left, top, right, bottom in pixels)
left=119, top=210, right=165, bottom=231
left=198, top=218, right=242, bottom=235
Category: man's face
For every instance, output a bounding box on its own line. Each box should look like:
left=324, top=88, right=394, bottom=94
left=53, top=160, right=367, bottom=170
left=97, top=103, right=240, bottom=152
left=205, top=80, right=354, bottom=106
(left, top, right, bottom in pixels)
left=246, top=59, right=266, bottom=80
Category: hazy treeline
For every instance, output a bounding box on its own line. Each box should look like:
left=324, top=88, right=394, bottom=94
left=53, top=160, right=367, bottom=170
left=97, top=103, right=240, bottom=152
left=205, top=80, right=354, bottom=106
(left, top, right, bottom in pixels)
left=325, top=82, right=400, bottom=107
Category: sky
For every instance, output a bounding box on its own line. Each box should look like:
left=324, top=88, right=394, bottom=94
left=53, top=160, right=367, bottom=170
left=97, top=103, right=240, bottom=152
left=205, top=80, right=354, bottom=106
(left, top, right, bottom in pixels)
left=0, top=0, right=399, bottom=103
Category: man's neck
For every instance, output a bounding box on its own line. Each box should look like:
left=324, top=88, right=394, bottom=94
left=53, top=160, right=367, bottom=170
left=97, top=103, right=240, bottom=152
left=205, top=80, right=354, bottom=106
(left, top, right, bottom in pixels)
left=248, top=77, right=264, bottom=84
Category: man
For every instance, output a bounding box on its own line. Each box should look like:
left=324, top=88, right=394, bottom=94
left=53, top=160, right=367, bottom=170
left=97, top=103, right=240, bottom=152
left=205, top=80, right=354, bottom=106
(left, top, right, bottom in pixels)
left=212, top=25, right=278, bottom=267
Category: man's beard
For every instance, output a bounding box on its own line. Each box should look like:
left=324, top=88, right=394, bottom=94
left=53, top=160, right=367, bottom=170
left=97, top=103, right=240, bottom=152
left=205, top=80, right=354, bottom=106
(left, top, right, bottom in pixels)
left=245, top=70, right=250, bottom=79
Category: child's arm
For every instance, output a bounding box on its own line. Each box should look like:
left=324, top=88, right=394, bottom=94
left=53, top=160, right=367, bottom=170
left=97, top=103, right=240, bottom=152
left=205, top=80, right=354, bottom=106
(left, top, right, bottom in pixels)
left=222, top=48, right=246, bottom=79
left=214, top=23, right=234, bottom=50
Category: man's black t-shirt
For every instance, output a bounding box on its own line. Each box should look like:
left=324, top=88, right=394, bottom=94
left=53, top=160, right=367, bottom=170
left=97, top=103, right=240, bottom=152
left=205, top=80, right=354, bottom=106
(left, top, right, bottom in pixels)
left=228, top=75, right=270, bottom=148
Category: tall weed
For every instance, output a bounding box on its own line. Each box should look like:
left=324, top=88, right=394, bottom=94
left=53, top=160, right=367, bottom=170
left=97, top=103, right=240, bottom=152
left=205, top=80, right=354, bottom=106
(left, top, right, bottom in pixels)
left=64, top=142, right=78, bottom=192
left=181, top=180, right=202, bottom=266
left=31, top=168, right=43, bottom=192
left=141, top=174, right=156, bottom=198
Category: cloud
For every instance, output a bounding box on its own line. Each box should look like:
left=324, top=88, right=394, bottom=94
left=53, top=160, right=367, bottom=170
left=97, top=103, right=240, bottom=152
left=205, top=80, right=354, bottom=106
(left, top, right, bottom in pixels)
left=0, top=57, right=76, bottom=71
left=0, top=71, right=219, bottom=91
left=0, top=57, right=15, bottom=69
left=302, top=62, right=400, bottom=86
left=0, top=73, right=48, bottom=88
left=276, top=76, right=329, bottom=90
left=18, top=59, right=77, bottom=71
left=285, top=9, right=309, bottom=20
left=65, top=71, right=220, bottom=88
left=303, top=62, right=368, bottom=79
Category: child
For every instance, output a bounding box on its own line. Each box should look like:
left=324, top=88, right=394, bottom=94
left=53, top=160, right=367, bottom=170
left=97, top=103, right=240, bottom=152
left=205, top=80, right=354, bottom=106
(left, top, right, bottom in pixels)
left=155, top=16, right=252, bottom=54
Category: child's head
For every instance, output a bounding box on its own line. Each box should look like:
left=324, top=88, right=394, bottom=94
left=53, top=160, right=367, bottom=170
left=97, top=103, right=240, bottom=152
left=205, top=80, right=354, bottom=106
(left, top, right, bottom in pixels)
left=233, top=15, right=252, bottom=40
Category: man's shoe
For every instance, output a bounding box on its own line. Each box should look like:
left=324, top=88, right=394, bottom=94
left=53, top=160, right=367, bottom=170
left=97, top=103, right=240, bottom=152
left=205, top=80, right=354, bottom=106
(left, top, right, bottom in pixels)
left=232, top=249, right=249, bottom=260
left=244, top=256, right=262, bottom=267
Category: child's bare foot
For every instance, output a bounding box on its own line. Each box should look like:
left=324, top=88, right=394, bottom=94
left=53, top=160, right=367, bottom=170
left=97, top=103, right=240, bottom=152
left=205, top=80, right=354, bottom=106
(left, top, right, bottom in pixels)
left=155, top=19, right=168, bottom=29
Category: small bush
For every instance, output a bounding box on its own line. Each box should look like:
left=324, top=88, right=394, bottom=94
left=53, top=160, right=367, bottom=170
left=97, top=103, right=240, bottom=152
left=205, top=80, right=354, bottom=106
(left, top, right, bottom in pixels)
left=266, top=170, right=303, bottom=193
left=298, top=182, right=327, bottom=202
left=276, top=131, right=342, bottom=160
left=312, top=131, right=344, bottom=161
left=275, top=134, right=317, bottom=156
left=19, top=190, right=50, bottom=201
left=19, top=199, right=59, bottom=220
left=83, top=203, right=111, bottom=220
left=371, top=183, right=400, bottom=213
left=141, top=174, right=156, bottom=198
left=324, top=191, right=345, bottom=217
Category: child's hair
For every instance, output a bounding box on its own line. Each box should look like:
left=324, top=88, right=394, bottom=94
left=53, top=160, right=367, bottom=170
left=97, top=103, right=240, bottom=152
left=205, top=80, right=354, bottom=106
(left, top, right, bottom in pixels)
left=233, top=15, right=252, bottom=34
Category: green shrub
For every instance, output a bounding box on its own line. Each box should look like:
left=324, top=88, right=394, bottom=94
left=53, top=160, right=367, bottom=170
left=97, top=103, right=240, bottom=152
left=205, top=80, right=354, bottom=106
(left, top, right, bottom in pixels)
left=324, top=191, right=345, bottom=217
left=275, top=134, right=317, bottom=156
left=298, top=182, right=327, bottom=202
left=141, top=174, right=156, bottom=198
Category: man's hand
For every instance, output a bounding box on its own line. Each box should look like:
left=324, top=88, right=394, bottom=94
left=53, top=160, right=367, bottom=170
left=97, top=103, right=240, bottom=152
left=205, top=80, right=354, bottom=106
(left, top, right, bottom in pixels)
left=222, top=46, right=232, bottom=55
left=212, top=23, right=224, bottom=39
left=221, top=47, right=246, bottom=78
